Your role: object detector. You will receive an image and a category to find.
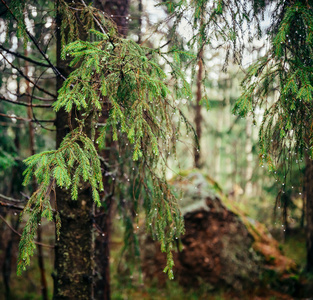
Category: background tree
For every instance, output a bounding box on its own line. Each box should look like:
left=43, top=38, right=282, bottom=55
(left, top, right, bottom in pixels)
left=167, top=0, right=313, bottom=273
left=231, top=0, right=313, bottom=272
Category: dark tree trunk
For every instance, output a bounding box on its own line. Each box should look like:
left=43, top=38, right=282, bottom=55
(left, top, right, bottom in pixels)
left=2, top=216, right=19, bottom=300
left=94, top=0, right=130, bottom=37
left=282, top=194, right=289, bottom=240
left=25, top=48, right=48, bottom=300
left=53, top=1, right=94, bottom=299
left=94, top=193, right=112, bottom=300
left=53, top=188, right=94, bottom=299
left=305, top=155, right=313, bottom=272
left=92, top=1, right=130, bottom=299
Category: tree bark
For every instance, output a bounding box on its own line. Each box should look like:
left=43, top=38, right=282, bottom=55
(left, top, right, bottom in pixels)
left=53, top=1, right=94, bottom=299
left=25, top=47, right=48, bottom=300
left=94, top=0, right=130, bottom=37
left=305, top=154, right=313, bottom=272
left=92, top=1, right=130, bottom=299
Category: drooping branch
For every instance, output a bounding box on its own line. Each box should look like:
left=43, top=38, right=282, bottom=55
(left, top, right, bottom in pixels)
left=15, top=93, right=55, bottom=102
left=0, top=193, right=27, bottom=203
left=0, top=53, right=56, bottom=98
left=0, top=45, right=50, bottom=68
left=0, top=112, right=55, bottom=123
left=0, top=215, right=54, bottom=248
left=0, top=96, right=52, bottom=108
left=0, top=0, right=66, bottom=81
left=0, top=200, right=25, bottom=211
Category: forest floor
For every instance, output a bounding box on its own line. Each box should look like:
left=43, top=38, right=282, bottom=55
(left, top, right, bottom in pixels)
left=0, top=221, right=310, bottom=299
left=110, top=229, right=310, bottom=300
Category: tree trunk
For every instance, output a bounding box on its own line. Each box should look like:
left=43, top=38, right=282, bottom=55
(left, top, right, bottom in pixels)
left=305, top=154, right=313, bottom=272
left=53, top=188, right=94, bottom=299
left=94, top=0, right=130, bottom=37
left=2, top=216, right=19, bottom=300
left=25, top=47, right=48, bottom=300
left=53, top=1, right=94, bottom=298
left=244, top=118, right=253, bottom=196
left=92, top=1, right=130, bottom=299
left=194, top=47, right=203, bottom=169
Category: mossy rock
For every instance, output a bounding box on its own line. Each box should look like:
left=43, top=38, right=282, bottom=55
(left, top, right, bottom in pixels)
left=141, top=170, right=297, bottom=291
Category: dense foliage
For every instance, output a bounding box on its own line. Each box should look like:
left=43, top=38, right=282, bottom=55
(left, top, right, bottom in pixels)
left=2, top=0, right=196, bottom=279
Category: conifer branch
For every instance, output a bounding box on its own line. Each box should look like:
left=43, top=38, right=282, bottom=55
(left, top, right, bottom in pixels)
left=0, top=96, right=52, bottom=108
left=0, top=0, right=66, bottom=81
left=0, top=200, right=25, bottom=210
left=0, top=53, right=56, bottom=98
left=0, top=193, right=27, bottom=203
left=0, top=215, right=54, bottom=248
left=80, top=0, right=106, bottom=35
left=12, top=93, right=55, bottom=102
left=0, top=45, right=50, bottom=68
left=0, top=113, right=55, bottom=123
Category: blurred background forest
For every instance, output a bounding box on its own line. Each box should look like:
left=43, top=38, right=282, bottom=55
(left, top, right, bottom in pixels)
left=0, top=0, right=312, bottom=299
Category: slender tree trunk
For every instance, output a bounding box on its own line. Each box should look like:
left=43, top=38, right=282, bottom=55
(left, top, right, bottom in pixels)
left=244, top=118, right=253, bottom=196
left=92, top=1, right=129, bottom=299
left=214, top=110, right=223, bottom=181
left=305, top=154, right=313, bottom=272
left=194, top=48, right=203, bottom=168
left=25, top=49, right=48, bottom=300
left=53, top=1, right=94, bottom=298
left=138, top=0, right=142, bottom=44
left=282, top=194, right=289, bottom=240
left=2, top=216, right=19, bottom=300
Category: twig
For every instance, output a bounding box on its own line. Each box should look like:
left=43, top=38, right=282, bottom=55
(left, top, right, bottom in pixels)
left=0, top=200, right=24, bottom=211
left=0, top=52, right=56, bottom=98
left=0, top=45, right=50, bottom=68
left=0, top=112, right=55, bottom=123
left=14, top=93, right=55, bottom=102
left=0, top=0, right=66, bottom=81
left=0, top=96, right=52, bottom=108
left=0, top=215, right=54, bottom=248
left=0, top=193, right=27, bottom=203
left=80, top=0, right=106, bottom=35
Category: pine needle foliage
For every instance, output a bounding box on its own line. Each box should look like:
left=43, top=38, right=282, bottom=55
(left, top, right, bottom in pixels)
left=168, top=0, right=312, bottom=182
left=164, top=0, right=266, bottom=66
left=16, top=1, right=194, bottom=279
left=233, top=1, right=313, bottom=176
left=6, top=0, right=28, bottom=47
left=18, top=128, right=103, bottom=274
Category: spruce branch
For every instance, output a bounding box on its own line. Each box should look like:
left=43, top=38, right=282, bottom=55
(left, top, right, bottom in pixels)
left=0, top=0, right=66, bottom=81
left=0, top=45, right=50, bottom=68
